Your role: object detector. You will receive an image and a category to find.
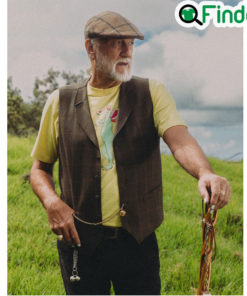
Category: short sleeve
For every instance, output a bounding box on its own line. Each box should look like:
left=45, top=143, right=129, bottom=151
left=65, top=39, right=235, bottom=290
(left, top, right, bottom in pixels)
left=149, top=79, right=187, bottom=137
left=31, top=89, right=59, bottom=163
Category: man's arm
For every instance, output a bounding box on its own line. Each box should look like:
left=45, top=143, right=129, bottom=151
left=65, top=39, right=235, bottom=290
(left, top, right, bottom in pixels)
left=163, top=125, right=231, bottom=209
left=30, top=159, right=81, bottom=246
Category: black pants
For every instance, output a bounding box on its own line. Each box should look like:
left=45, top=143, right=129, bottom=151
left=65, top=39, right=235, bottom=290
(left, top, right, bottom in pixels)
left=57, top=229, right=161, bottom=295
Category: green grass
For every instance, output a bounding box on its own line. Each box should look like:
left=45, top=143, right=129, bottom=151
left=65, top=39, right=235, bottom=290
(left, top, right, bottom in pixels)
left=8, top=135, right=243, bottom=295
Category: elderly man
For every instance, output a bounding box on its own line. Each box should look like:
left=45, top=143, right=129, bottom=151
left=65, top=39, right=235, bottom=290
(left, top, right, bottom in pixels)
left=30, top=11, right=230, bottom=295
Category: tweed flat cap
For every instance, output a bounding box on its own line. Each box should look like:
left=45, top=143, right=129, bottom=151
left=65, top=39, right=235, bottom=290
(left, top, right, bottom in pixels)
left=84, top=11, right=144, bottom=40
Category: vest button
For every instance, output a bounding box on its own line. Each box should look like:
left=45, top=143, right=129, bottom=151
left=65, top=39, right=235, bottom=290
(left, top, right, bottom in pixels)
left=119, top=210, right=126, bottom=217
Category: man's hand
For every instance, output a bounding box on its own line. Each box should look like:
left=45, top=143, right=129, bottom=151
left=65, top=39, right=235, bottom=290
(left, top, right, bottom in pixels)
left=30, top=159, right=81, bottom=247
left=46, top=198, right=81, bottom=246
left=198, top=172, right=231, bottom=210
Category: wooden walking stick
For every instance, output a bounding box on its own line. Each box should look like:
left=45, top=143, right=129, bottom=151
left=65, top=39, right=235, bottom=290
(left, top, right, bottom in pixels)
left=197, top=201, right=218, bottom=295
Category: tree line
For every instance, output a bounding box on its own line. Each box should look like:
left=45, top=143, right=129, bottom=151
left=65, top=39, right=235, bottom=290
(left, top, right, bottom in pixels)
left=8, top=68, right=84, bottom=136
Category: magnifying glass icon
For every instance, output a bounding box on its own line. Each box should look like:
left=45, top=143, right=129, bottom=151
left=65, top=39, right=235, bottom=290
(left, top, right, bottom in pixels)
left=179, top=4, right=203, bottom=26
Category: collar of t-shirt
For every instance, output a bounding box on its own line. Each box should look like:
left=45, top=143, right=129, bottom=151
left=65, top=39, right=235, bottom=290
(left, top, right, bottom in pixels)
left=87, top=83, right=121, bottom=98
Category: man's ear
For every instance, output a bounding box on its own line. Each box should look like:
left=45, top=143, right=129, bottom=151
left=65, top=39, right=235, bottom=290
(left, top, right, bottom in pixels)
left=85, top=39, right=96, bottom=60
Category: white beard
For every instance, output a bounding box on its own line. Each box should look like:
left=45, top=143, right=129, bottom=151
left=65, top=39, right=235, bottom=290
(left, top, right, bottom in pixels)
left=95, top=52, right=132, bottom=82
left=110, top=59, right=132, bottom=82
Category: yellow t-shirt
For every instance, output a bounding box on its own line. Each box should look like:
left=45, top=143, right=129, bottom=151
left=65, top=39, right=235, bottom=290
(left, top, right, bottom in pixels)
left=31, top=79, right=187, bottom=226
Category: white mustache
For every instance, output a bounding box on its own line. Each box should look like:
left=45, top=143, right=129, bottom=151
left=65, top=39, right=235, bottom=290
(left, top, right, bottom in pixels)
left=115, top=58, right=131, bottom=65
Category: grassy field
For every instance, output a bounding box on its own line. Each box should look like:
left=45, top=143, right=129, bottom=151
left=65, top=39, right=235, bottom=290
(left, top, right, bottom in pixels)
left=8, top=135, right=243, bottom=295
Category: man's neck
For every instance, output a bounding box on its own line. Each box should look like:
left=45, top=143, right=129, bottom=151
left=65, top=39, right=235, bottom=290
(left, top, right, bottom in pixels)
left=89, top=72, right=121, bottom=89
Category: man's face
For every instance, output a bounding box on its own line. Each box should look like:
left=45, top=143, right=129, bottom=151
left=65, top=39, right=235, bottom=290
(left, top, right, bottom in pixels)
left=93, top=38, right=134, bottom=82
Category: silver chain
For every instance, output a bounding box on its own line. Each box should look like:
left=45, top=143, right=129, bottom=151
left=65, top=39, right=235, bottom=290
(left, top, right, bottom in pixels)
left=70, top=248, right=80, bottom=282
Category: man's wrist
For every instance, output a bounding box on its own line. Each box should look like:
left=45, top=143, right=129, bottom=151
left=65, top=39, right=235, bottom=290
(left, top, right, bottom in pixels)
left=43, top=194, right=61, bottom=211
left=198, top=167, right=214, bottom=179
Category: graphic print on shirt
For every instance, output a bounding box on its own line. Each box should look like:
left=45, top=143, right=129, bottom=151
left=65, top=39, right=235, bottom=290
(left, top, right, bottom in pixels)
left=96, top=106, right=119, bottom=170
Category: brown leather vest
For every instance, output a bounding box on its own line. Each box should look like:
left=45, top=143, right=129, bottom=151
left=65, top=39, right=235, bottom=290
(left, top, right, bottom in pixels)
left=59, top=76, right=164, bottom=246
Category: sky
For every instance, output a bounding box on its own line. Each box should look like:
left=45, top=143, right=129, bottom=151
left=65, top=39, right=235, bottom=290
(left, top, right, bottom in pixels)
left=7, top=0, right=243, bottom=160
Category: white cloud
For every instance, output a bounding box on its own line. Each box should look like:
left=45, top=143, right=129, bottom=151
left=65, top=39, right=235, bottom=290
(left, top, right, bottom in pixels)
left=189, top=126, right=212, bottom=139
left=160, top=136, right=239, bottom=159
left=201, top=139, right=237, bottom=157
left=180, top=108, right=242, bottom=126
left=160, top=124, right=242, bottom=160
left=8, top=0, right=177, bottom=30
left=133, top=26, right=243, bottom=108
